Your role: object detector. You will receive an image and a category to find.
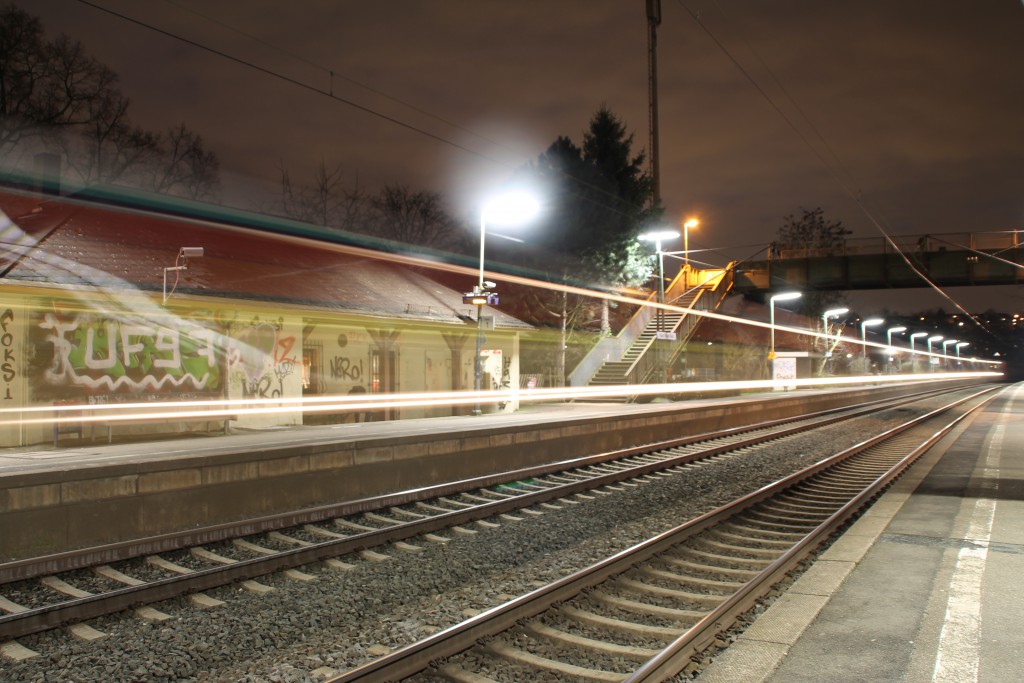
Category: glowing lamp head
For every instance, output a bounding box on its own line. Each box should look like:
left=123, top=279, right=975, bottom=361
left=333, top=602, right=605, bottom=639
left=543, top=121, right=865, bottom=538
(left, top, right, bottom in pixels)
left=482, top=191, right=540, bottom=226
left=639, top=229, right=681, bottom=243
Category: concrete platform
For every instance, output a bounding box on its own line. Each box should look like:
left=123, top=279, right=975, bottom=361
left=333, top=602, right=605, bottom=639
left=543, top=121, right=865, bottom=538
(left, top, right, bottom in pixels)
left=696, top=381, right=1023, bottom=683
left=0, top=379, right=982, bottom=562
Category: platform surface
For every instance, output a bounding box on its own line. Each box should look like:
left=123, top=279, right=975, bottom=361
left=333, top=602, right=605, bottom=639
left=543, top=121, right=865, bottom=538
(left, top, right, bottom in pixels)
left=696, top=381, right=1023, bottom=683
left=0, top=387, right=867, bottom=478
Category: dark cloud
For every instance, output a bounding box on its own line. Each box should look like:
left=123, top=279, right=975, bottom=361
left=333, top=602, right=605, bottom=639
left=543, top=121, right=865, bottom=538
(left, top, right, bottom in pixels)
left=12, top=0, right=1024, bottom=312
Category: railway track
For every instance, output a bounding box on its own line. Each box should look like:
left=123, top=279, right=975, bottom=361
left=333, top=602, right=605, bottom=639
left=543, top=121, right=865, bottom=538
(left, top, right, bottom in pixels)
left=0, top=384, right=992, bottom=656
left=324, top=384, right=998, bottom=682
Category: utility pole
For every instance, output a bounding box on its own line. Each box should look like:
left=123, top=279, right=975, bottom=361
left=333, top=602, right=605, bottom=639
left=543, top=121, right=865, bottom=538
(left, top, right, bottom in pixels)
left=646, top=0, right=662, bottom=207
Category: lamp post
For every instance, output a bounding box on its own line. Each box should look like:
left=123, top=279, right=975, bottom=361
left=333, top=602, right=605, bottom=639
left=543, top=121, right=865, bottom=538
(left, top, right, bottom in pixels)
left=822, top=308, right=848, bottom=337
left=926, top=335, right=943, bottom=372
left=909, top=332, right=928, bottom=372
left=956, top=341, right=969, bottom=366
left=886, top=326, right=907, bottom=348
left=639, top=229, right=681, bottom=332
left=769, top=292, right=802, bottom=359
left=942, top=339, right=958, bottom=369
left=860, top=318, right=884, bottom=373
left=683, top=218, right=699, bottom=270
left=885, top=326, right=906, bottom=373
left=819, top=307, right=848, bottom=375
left=472, top=191, right=539, bottom=414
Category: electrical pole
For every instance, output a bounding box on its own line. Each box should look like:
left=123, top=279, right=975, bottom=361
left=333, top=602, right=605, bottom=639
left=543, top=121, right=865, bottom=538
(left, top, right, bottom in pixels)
left=646, top=0, right=662, bottom=207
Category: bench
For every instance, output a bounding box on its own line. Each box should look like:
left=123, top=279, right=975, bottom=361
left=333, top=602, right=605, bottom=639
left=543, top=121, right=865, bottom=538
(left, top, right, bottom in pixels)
left=51, top=400, right=235, bottom=447
left=51, top=400, right=85, bottom=447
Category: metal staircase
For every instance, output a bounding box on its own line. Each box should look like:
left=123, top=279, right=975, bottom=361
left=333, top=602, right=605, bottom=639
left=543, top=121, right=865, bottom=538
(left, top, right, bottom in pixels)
left=572, top=265, right=734, bottom=401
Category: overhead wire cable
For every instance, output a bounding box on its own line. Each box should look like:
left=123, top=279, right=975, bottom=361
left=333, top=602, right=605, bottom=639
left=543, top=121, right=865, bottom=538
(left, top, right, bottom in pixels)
left=156, top=0, right=507, bottom=152
left=74, top=0, right=659, bottom=237
left=672, top=0, right=997, bottom=337
left=922, top=235, right=1023, bottom=271
left=74, top=0, right=499, bottom=166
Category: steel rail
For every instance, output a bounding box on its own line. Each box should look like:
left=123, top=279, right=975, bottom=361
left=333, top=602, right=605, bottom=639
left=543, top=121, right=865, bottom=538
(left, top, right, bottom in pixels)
left=323, top=385, right=999, bottom=682
left=0, top=383, right=963, bottom=585
left=0, top=385, right=987, bottom=642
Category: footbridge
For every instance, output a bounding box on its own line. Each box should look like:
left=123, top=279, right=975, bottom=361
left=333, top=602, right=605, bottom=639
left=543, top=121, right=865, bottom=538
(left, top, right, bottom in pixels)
left=732, top=231, right=1022, bottom=294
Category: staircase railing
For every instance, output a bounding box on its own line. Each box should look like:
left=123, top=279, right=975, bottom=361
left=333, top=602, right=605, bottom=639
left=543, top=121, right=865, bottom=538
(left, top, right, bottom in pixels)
left=625, top=265, right=735, bottom=386
left=624, top=289, right=704, bottom=386
left=567, top=290, right=656, bottom=387
left=568, top=264, right=736, bottom=389
left=660, top=265, right=735, bottom=377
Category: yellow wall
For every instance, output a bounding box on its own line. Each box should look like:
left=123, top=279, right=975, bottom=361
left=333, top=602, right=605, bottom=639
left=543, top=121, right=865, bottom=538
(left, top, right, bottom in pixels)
left=0, top=284, right=521, bottom=446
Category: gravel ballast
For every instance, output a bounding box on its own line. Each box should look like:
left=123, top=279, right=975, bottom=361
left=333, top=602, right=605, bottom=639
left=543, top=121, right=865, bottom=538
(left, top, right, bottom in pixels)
left=0, top=397, right=962, bottom=682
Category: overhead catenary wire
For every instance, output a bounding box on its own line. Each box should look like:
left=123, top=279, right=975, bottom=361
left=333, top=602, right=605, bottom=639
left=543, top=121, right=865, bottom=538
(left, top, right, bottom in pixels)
left=670, top=0, right=998, bottom=337
left=72, top=0, right=658, bottom=238
left=157, top=0, right=507, bottom=153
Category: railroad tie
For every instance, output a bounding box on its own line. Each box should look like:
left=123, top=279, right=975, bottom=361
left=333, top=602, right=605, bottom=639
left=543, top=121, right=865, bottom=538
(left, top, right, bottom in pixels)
left=0, top=640, right=40, bottom=662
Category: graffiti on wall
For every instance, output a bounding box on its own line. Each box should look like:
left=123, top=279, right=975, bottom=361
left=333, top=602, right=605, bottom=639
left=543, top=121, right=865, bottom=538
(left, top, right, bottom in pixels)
left=1, top=308, right=15, bottom=400
left=329, top=355, right=363, bottom=381
left=228, top=319, right=297, bottom=399
left=37, top=312, right=222, bottom=395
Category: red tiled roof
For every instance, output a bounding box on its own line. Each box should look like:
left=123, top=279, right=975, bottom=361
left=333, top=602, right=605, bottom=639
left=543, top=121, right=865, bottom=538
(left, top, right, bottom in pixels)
left=0, top=187, right=529, bottom=329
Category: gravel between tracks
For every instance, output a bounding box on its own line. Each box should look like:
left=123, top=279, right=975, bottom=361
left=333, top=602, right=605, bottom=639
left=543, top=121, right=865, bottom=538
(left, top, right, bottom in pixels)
left=1, top=402, right=945, bottom=682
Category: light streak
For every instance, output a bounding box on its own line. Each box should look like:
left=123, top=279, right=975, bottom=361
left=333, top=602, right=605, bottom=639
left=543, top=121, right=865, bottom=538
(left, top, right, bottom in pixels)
left=7, top=371, right=1001, bottom=428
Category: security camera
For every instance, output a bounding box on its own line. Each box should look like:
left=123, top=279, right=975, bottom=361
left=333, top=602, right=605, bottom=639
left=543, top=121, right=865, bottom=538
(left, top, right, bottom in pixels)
left=483, top=280, right=496, bottom=289
left=179, top=247, right=204, bottom=259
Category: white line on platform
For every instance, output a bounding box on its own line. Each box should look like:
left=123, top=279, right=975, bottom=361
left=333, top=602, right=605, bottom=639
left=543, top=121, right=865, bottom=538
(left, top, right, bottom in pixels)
left=931, top=386, right=1017, bottom=682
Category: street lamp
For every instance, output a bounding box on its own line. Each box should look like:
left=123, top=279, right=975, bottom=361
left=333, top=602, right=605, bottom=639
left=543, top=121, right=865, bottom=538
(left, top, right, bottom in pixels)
left=860, top=318, right=884, bottom=372
left=822, top=308, right=848, bottom=341
left=886, top=326, right=907, bottom=347
left=769, top=292, right=802, bottom=359
left=683, top=218, right=699, bottom=270
left=909, top=332, right=928, bottom=352
left=886, top=326, right=906, bottom=372
left=955, top=341, right=969, bottom=367
left=819, top=307, right=848, bottom=376
left=471, top=191, right=539, bottom=414
left=639, top=228, right=681, bottom=331
left=942, top=339, right=958, bottom=369
left=909, top=332, right=928, bottom=373
left=927, top=335, right=943, bottom=372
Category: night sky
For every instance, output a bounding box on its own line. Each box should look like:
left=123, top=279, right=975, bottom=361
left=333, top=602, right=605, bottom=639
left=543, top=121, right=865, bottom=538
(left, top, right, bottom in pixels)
left=11, top=0, right=1024, bottom=313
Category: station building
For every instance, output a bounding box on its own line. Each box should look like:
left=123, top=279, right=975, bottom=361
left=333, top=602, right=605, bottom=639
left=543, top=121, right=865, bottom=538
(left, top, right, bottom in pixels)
left=0, top=184, right=530, bottom=448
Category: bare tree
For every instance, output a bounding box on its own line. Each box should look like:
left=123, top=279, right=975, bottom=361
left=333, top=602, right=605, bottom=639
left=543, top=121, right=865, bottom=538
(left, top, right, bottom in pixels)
left=776, top=207, right=851, bottom=253
left=0, top=8, right=119, bottom=151
left=774, top=207, right=850, bottom=318
left=147, top=124, right=221, bottom=200
left=366, top=184, right=460, bottom=249
left=61, top=89, right=159, bottom=186
left=0, top=4, right=221, bottom=199
left=274, top=159, right=366, bottom=228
